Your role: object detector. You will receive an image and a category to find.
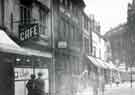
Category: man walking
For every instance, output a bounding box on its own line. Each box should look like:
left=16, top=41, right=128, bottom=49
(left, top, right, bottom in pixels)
left=26, top=74, right=36, bottom=95
left=35, top=72, right=45, bottom=95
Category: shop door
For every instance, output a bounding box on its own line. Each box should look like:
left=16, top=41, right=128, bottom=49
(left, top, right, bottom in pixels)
left=0, top=61, right=14, bottom=95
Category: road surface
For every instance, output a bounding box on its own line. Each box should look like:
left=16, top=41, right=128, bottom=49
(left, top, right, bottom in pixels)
left=104, top=82, right=135, bottom=95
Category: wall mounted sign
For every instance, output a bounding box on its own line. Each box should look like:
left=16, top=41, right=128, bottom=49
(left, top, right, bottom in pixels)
left=58, top=41, right=67, bottom=48
left=19, top=24, right=39, bottom=41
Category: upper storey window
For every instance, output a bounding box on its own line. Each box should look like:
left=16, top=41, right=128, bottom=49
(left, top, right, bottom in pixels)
left=20, top=0, right=33, bottom=25
left=60, top=0, right=71, bottom=9
left=0, top=0, right=4, bottom=26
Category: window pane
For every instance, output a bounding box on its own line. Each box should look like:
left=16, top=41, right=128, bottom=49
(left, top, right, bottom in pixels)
left=39, top=9, right=48, bottom=36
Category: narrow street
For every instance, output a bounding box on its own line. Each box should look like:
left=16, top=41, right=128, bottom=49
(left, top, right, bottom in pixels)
left=104, top=82, right=135, bottom=95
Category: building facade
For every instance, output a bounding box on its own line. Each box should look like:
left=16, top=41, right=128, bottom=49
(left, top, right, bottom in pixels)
left=104, top=24, right=128, bottom=83
left=0, top=0, right=116, bottom=95
left=81, top=12, right=96, bottom=95
left=0, top=0, right=53, bottom=95
left=52, top=0, right=86, bottom=95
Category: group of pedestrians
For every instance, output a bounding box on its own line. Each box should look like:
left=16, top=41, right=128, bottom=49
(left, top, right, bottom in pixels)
left=26, top=72, right=45, bottom=95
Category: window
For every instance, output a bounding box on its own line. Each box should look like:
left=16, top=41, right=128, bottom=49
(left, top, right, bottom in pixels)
left=20, top=2, right=32, bottom=25
left=73, top=26, right=76, bottom=41
left=92, top=46, right=96, bottom=57
left=84, top=37, right=89, bottom=54
left=67, top=0, right=70, bottom=9
left=65, top=22, right=69, bottom=40
left=39, top=8, right=48, bottom=36
left=69, top=1, right=72, bottom=10
left=0, top=0, right=4, bottom=26
left=70, top=25, right=74, bottom=41
left=60, top=0, right=63, bottom=4
left=59, top=19, right=65, bottom=39
left=60, top=0, right=70, bottom=9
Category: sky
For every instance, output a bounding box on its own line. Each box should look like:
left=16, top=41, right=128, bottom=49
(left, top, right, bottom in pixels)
left=84, top=0, right=132, bottom=35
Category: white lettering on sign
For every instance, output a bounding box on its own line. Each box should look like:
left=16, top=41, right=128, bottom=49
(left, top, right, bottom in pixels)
left=15, top=68, right=33, bottom=80
left=19, top=24, right=39, bottom=41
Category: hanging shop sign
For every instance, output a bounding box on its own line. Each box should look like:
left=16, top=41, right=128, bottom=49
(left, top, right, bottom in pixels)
left=57, top=41, right=67, bottom=48
left=19, top=24, right=39, bottom=41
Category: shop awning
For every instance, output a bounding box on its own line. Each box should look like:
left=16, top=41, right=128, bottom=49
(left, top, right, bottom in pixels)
left=0, top=29, right=52, bottom=58
left=104, top=62, right=118, bottom=70
left=87, top=56, right=107, bottom=69
left=23, top=48, right=52, bottom=58
left=95, top=58, right=108, bottom=69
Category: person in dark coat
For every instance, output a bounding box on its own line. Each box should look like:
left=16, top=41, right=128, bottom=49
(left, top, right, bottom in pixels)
left=26, top=74, right=36, bottom=95
left=35, top=72, right=45, bottom=95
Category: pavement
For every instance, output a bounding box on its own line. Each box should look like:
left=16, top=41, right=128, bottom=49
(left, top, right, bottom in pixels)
left=105, top=82, right=135, bottom=89
left=104, top=82, right=135, bottom=95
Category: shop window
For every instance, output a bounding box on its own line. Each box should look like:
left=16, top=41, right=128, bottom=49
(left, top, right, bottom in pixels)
left=39, top=8, right=49, bottom=36
left=15, top=68, right=49, bottom=95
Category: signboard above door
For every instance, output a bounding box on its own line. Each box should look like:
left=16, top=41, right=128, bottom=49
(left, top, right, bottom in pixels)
left=19, top=24, right=39, bottom=42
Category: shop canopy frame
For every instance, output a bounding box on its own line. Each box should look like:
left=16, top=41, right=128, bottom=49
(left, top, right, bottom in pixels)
left=87, top=56, right=118, bottom=70
left=0, top=29, right=52, bottom=58
left=87, top=56, right=107, bottom=69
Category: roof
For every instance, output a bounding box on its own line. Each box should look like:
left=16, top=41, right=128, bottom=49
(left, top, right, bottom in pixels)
left=104, top=23, right=127, bottom=39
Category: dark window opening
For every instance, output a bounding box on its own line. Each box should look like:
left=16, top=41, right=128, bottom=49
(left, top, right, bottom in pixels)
left=20, top=0, right=33, bottom=6
left=20, top=0, right=32, bottom=25
left=39, top=8, right=48, bottom=36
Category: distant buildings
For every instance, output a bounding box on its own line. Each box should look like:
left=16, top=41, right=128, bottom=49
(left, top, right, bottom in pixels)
left=104, top=0, right=135, bottom=81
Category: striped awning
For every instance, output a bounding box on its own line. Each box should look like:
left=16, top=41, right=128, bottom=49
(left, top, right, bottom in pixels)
left=0, top=29, right=52, bottom=58
left=87, top=56, right=107, bottom=69
left=87, top=56, right=118, bottom=70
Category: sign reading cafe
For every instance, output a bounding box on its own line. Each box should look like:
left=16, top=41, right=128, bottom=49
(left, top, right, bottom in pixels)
left=19, top=24, right=39, bottom=41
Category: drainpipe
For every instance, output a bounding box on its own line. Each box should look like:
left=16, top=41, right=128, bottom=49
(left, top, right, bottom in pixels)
left=50, top=0, right=55, bottom=95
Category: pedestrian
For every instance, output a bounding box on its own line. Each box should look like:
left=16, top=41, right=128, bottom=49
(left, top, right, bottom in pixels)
left=115, top=78, right=120, bottom=86
left=35, top=72, right=45, bottom=95
left=26, top=74, right=36, bottom=95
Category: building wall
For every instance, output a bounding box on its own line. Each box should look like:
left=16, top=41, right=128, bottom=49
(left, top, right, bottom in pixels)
left=4, top=0, right=51, bottom=48
left=104, top=24, right=128, bottom=67
left=1, top=1, right=53, bottom=95
left=52, top=0, right=86, bottom=95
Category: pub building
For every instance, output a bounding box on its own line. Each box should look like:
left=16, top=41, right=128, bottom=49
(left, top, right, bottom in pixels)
left=0, top=0, right=53, bottom=95
left=0, top=27, right=52, bottom=95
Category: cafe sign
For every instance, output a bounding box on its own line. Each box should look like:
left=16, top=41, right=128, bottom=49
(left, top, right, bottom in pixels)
left=19, top=24, right=39, bottom=41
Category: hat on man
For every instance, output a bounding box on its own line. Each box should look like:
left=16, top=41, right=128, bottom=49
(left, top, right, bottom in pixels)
left=38, top=72, right=43, bottom=76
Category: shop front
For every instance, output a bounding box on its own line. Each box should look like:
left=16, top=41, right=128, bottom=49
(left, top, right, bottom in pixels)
left=0, top=29, right=52, bottom=95
left=14, top=55, right=51, bottom=95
